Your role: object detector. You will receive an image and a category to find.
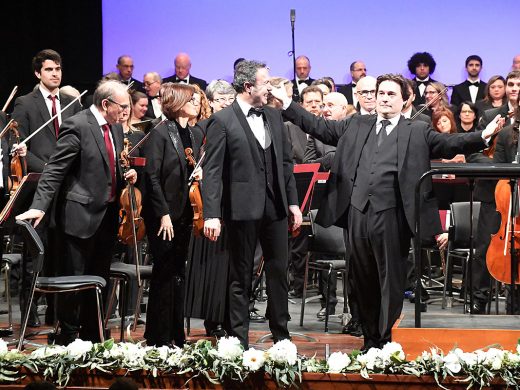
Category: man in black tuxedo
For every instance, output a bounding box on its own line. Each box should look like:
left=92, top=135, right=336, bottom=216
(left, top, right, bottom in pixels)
left=163, top=52, right=207, bottom=91
left=116, top=55, right=144, bottom=93
left=12, top=49, right=82, bottom=173
left=12, top=49, right=82, bottom=327
left=291, top=55, right=315, bottom=102
left=402, top=80, right=432, bottom=124
left=273, top=73, right=500, bottom=349
left=143, top=72, right=163, bottom=119
left=451, top=55, right=486, bottom=107
left=338, top=61, right=367, bottom=107
left=407, top=52, right=437, bottom=108
left=17, top=80, right=137, bottom=344
left=202, top=60, right=302, bottom=348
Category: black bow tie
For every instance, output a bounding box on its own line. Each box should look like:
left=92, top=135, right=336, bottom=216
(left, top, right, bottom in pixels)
left=176, top=77, right=187, bottom=83
left=416, top=80, right=429, bottom=86
left=149, top=95, right=158, bottom=100
left=469, top=81, right=480, bottom=87
left=248, top=107, right=264, bottom=117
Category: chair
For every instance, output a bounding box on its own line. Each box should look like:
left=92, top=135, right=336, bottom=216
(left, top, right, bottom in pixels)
left=0, top=253, right=21, bottom=334
left=15, top=220, right=107, bottom=350
left=105, top=255, right=153, bottom=341
left=442, top=201, right=481, bottom=310
left=300, top=209, right=347, bottom=332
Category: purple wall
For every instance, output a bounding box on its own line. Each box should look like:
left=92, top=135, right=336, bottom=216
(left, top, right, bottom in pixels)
left=103, top=0, right=519, bottom=87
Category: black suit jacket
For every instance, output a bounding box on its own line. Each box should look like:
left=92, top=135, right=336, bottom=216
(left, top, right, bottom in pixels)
left=494, top=124, right=517, bottom=164
left=285, top=122, right=307, bottom=164
left=303, top=135, right=336, bottom=171
left=283, top=102, right=486, bottom=238
left=12, top=89, right=82, bottom=173
left=412, top=77, right=437, bottom=108
left=337, top=83, right=355, bottom=105
left=145, top=96, right=161, bottom=119
left=142, top=121, right=203, bottom=221
left=291, top=77, right=315, bottom=102
left=478, top=103, right=511, bottom=130
left=450, top=80, right=487, bottom=107
left=30, top=109, right=125, bottom=239
left=163, top=74, right=208, bottom=91
left=120, top=77, right=145, bottom=93
left=409, top=107, right=432, bottom=124
left=202, top=101, right=298, bottom=221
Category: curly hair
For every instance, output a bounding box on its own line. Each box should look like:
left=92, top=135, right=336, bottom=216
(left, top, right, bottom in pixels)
left=190, top=84, right=212, bottom=125
left=407, top=52, right=436, bottom=75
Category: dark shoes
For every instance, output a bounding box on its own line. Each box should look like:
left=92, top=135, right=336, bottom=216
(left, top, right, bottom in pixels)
left=249, top=310, right=266, bottom=323
left=408, top=287, right=430, bottom=303
left=205, top=324, right=227, bottom=338
left=342, top=320, right=363, bottom=337
left=466, top=300, right=486, bottom=314
left=317, top=307, right=335, bottom=320
left=288, top=290, right=303, bottom=299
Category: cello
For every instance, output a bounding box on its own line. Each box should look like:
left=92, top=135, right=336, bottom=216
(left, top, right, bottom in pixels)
left=184, top=147, right=204, bottom=236
left=486, top=120, right=520, bottom=287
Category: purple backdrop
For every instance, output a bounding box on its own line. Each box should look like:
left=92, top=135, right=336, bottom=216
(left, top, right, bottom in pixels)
left=103, top=0, right=519, bottom=87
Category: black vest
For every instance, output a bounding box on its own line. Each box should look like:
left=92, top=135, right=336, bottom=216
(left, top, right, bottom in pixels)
left=351, top=124, right=400, bottom=212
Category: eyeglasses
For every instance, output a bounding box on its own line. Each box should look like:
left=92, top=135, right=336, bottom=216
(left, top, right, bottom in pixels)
left=144, top=80, right=159, bottom=87
left=107, top=98, right=129, bottom=111
left=189, top=97, right=200, bottom=106
left=357, top=90, right=376, bottom=97
left=213, top=96, right=235, bottom=104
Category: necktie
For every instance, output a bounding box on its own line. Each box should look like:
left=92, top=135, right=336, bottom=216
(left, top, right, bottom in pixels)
left=248, top=107, right=264, bottom=117
left=102, top=124, right=116, bottom=199
left=416, top=80, right=428, bottom=86
left=469, top=81, right=480, bottom=87
left=149, top=95, right=158, bottom=100
left=176, top=77, right=187, bottom=83
left=48, top=95, right=60, bottom=138
left=377, top=120, right=391, bottom=147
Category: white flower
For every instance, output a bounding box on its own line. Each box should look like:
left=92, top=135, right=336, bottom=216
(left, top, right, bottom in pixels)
left=166, top=347, right=183, bottom=367
left=327, top=351, right=351, bottom=373
left=460, top=352, right=478, bottom=368
left=357, top=348, right=382, bottom=370
left=155, top=345, right=171, bottom=361
left=443, top=352, right=461, bottom=374
left=381, top=342, right=405, bottom=362
left=517, top=343, right=520, bottom=355
left=484, top=348, right=504, bottom=370
left=267, top=339, right=298, bottom=366
left=31, top=345, right=67, bottom=359
left=0, top=339, right=8, bottom=355
left=66, top=339, right=93, bottom=359
left=242, top=348, right=266, bottom=371
left=216, top=337, right=243, bottom=361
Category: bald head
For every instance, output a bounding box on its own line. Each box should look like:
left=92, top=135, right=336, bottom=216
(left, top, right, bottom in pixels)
left=356, top=75, right=377, bottom=113
left=295, top=55, right=311, bottom=80
left=175, top=52, right=192, bottom=79
left=323, top=92, right=349, bottom=120
left=513, top=54, right=520, bottom=71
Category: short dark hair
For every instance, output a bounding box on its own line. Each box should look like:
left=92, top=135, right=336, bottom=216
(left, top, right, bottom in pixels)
left=376, top=74, right=410, bottom=102
left=506, top=70, right=520, bottom=82
left=232, top=60, right=267, bottom=94
left=407, top=52, right=436, bottom=75
left=465, top=55, right=482, bottom=67
left=300, top=85, right=323, bottom=103
left=457, top=100, right=480, bottom=128
left=32, top=49, right=61, bottom=73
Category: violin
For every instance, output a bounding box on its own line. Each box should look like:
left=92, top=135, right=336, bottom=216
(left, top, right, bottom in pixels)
left=184, top=147, right=204, bottom=236
left=0, top=120, right=27, bottom=195
left=118, top=138, right=146, bottom=285
left=486, top=120, right=520, bottom=284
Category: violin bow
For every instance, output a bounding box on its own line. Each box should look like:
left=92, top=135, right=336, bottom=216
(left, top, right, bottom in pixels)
left=127, top=118, right=167, bottom=156
left=1, top=86, right=18, bottom=112
left=410, top=86, right=448, bottom=121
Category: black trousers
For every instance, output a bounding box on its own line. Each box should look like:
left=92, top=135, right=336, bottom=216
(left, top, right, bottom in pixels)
left=144, top=211, right=192, bottom=347
left=58, top=203, right=119, bottom=342
left=348, top=204, right=411, bottom=348
left=226, top=216, right=290, bottom=348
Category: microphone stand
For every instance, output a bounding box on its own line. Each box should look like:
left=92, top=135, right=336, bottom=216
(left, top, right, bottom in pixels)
left=290, top=9, right=297, bottom=100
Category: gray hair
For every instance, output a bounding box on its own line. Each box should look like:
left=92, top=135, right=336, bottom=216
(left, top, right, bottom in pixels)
left=232, top=60, right=267, bottom=94
left=205, top=79, right=236, bottom=101
left=144, top=71, right=162, bottom=83
left=93, top=80, right=128, bottom=107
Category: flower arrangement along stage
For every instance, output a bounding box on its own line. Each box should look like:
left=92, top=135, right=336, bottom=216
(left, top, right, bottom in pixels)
left=0, top=337, right=520, bottom=389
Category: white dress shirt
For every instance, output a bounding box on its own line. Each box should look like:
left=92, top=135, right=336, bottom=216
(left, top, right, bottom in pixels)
left=236, top=97, right=266, bottom=149
left=39, top=85, right=62, bottom=126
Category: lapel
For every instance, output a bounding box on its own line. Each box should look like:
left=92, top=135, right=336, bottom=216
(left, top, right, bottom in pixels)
left=165, top=121, right=188, bottom=178
left=263, top=108, right=279, bottom=160
left=397, top=116, right=412, bottom=172
left=353, top=115, right=377, bottom=164
left=111, top=123, right=124, bottom=177
left=33, top=90, right=55, bottom=137
left=59, top=93, right=74, bottom=121
left=231, top=102, right=262, bottom=167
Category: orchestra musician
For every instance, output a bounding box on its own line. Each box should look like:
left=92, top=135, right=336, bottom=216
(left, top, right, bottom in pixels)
left=140, top=82, right=204, bottom=347
left=16, top=80, right=137, bottom=344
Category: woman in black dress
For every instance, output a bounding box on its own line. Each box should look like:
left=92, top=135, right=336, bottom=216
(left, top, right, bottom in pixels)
left=141, top=83, right=203, bottom=347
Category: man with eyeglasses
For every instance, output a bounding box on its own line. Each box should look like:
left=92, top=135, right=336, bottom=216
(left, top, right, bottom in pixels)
left=143, top=72, right=163, bottom=119
left=17, top=80, right=138, bottom=345
left=202, top=60, right=302, bottom=348
left=273, top=73, right=501, bottom=350
left=354, top=75, right=377, bottom=115
left=116, top=55, right=144, bottom=93
left=338, top=61, right=367, bottom=108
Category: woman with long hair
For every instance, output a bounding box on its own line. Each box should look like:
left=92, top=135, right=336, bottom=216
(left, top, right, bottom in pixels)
left=141, top=82, right=204, bottom=347
left=476, top=75, right=507, bottom=113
